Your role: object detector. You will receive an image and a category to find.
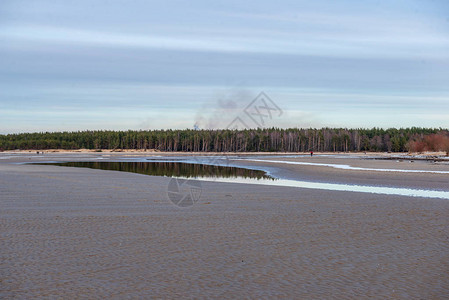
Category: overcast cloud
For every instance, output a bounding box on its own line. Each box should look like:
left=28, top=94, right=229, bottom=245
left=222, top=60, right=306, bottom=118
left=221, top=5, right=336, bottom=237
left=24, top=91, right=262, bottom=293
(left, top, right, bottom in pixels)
left=1, top=0, right=449, bottom=133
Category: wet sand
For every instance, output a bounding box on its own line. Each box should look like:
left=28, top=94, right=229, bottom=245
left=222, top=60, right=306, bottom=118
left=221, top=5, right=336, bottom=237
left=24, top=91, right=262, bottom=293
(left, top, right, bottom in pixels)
left=1, top=153, right=449, bottom=298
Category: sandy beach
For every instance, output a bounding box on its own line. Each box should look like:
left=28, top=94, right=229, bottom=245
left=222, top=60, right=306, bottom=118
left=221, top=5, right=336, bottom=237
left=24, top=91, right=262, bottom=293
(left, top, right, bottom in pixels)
left=1, top=152, right=449, bottom=298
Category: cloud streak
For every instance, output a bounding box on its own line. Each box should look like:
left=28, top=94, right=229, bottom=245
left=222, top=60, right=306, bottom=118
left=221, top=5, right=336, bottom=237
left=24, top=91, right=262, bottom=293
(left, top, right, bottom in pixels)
left=2, top=22, right=448, bottom=59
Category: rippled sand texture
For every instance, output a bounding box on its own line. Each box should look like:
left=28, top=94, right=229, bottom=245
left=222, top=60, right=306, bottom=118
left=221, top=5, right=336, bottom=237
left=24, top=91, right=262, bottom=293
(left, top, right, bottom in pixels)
left=1, top=154, right=449, bottom=298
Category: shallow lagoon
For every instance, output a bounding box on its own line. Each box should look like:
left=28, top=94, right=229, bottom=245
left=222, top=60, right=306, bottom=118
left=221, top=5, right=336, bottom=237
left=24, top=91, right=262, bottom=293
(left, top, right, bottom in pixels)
left=39, top=161, right=449, bottom=200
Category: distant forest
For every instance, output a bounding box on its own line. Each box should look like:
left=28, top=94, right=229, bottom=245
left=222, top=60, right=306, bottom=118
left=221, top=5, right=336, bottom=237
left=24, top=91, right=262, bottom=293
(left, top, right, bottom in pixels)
left=1, top=128, right=448, bottom=153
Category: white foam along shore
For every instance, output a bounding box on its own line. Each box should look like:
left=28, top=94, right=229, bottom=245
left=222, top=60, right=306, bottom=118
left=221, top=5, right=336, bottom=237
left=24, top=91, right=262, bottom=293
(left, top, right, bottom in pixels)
left=240, top=159, right=449, bottom=174
left=193, top=177, right=449, bottom=200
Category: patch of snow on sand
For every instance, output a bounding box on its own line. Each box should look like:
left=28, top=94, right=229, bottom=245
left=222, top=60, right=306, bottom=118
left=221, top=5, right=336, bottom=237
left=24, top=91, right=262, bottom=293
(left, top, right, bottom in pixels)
left=241, top=159, right=449, bottom=174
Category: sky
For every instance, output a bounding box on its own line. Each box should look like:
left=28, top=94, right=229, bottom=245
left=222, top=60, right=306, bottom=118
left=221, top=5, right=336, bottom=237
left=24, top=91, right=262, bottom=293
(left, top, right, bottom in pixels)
left=1, top=0, right=449, bottom=133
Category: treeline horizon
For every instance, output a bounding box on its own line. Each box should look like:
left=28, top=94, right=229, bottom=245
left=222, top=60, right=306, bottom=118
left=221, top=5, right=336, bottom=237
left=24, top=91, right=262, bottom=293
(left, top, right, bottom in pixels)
left=1, top=127, right=448, bottom=153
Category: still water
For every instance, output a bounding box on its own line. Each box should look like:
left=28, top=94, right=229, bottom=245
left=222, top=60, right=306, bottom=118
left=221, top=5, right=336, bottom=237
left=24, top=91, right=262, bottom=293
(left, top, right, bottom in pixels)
left=41, top=161, right=273, bottom=179
left=40, top=161, right=449, bottom=200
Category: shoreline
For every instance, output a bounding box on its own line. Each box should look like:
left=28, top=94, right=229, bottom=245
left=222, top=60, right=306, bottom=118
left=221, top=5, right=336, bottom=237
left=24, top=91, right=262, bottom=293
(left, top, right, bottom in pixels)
left=3, top=151, right=449, bottom=191
left=1, top=148, right=447, bottom=156
left=2, top=152, right=449, bottom=298
left=1, top=152, right=449, bottom=298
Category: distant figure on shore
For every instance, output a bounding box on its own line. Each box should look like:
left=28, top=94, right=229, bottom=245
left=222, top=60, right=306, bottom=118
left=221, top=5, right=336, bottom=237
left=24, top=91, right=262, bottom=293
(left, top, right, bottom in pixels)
left=310, top=151, right=313, bottom=157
